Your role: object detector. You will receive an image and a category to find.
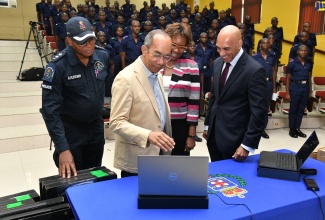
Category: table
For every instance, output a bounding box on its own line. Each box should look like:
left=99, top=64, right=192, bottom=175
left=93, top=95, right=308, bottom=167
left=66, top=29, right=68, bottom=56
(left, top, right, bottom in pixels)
left=66, top=151, right=325, bottom=220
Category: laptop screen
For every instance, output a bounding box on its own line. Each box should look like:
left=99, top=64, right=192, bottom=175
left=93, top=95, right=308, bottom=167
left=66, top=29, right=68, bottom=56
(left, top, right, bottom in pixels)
left=296, top=131, right=319, bottom=168
left=138, top=155, right=209, bottom=196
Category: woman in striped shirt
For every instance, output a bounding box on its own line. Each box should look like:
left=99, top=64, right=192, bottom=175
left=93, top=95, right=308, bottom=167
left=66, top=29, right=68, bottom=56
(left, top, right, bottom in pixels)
left=159, top=23, right=201, bottom=155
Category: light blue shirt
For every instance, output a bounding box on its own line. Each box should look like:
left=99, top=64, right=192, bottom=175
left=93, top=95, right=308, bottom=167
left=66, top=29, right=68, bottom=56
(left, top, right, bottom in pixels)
left=140, top=57, right=167, bottom=131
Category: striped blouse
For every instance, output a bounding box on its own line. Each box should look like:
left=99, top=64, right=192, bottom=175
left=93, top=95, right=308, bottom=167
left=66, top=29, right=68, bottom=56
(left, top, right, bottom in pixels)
left=159, top=58, right=201, bottom=125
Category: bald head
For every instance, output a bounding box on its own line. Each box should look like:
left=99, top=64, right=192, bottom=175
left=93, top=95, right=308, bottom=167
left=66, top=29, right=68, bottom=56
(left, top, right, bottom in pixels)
left=216, top=25, right=242, bottom=63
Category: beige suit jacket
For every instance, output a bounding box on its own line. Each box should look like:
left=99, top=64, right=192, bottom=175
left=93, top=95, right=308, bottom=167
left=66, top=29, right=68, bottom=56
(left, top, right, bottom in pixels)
left=109, top=57, right=172, bottom=173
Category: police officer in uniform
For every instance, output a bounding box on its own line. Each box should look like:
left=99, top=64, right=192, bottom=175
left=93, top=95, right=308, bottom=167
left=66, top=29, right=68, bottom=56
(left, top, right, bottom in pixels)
left=120, top=20, right=143, bottom=68
left=253, top=38, right=277, bottom=139
left=54, top=12, right=69, bottom=51
left=196, top=32, right=214, bottom=96
left=285, top=45, right=312, bottom=138
left=42, top=17, right=109, bottom=178
left=109, top=26, right=124, bottom=75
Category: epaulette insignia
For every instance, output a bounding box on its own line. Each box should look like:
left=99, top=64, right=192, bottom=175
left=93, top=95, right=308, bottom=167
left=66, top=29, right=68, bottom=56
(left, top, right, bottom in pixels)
left=51, top=50, right=66, bottom=62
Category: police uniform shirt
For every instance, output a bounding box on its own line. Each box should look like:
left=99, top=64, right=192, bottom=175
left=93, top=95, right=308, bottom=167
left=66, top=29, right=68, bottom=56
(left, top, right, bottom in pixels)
left=195, top=43, right=214, bottom=74
left=293, top=33, right=317, bottom=47
left=289, top=43, right=314, bottom=61
left=109, top=37, right=122, bottom=63
left=54, top=22, right=67, bottom=51
left=191, top=23, right=205, bottom=43
left=120, top=35, right=143, bottom=62
left=287, top=58, right=312, bottom=83
left=50, top=6, right=60, bottom=25
left=41, top=3, right=52, bottom=20
left=106, top=13, right=118, bottom=26
left=41, top=46, right=109, bottom=153
left=245, top=23, right=255, bottom=36
left=94, top=22, right=113, bottom=43
left=253, top=51, right=277, bottom=79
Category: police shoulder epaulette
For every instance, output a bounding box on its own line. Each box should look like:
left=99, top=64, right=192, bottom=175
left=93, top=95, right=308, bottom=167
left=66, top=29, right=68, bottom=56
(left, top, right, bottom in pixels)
left=95, top=45, right=106, bottom=50
left=252, top=53, right=258, bottom=56
left=111, top=37, right=116, bottom=40
left=293, top=44, right=299, bottom=47
left=139, top=32, right=143, bottom=35
left=123, top=35, right=129, bottom=39
left=51, top=50, right=67, bottom=62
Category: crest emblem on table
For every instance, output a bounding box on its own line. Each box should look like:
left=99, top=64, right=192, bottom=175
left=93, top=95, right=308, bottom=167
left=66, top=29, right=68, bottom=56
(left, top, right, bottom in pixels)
left=208, top=174, right=248, bottom=198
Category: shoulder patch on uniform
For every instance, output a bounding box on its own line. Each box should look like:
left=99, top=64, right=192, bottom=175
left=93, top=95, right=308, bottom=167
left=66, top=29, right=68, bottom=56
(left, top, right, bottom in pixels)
left=51, top=50, right=66, bottom=62
left=42, top=67, right=55, bottom=82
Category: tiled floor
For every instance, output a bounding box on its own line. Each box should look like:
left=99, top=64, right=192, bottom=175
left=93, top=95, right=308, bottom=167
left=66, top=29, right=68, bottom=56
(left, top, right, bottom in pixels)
left=0, top=127, right=324, bottom=198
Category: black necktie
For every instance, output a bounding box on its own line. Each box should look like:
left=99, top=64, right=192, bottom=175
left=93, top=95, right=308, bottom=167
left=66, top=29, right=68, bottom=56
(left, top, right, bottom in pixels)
left=219, top=63, right=230, bottom=93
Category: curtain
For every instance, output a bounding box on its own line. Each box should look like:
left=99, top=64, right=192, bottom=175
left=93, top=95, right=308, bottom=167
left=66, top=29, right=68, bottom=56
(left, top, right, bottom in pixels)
left=232, top=0, right=243, bottom=23
left=299, top=0, right=325, bottom=34
left=244, top=0, right=262, bottom=23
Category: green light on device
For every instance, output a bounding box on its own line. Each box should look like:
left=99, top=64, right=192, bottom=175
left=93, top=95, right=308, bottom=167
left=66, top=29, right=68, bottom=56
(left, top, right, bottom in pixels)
left=7, top=202, right=22, bottom=209
left=15, top=194, right=31, bottom=202
left=90, top=170, right=109, bottom=178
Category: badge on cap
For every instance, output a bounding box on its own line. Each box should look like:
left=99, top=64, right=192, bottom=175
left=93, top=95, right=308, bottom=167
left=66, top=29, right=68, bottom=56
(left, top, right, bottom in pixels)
left=94, top=61, right=104, bottom=77
left=42, top=67, right=55, bottom=82
left=79, top=21, right=86, bottom=31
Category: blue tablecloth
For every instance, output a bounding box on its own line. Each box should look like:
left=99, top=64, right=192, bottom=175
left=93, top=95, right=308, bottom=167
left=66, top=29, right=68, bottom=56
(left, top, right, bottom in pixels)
left=66, top=151, right=325, bottom=220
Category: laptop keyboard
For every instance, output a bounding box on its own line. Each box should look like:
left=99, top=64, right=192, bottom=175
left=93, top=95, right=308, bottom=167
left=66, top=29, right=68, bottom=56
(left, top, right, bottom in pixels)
left=276, top=154, right=295, bottom=169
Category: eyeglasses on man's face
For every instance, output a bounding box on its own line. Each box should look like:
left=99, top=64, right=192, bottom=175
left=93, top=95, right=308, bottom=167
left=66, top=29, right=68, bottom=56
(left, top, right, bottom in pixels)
left=171, top=42, right=187, bottom=51
left=147, top=49, right=171, bottom=62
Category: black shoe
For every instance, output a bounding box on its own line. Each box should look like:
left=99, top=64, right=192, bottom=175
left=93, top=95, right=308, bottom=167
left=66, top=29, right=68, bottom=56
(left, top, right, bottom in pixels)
left=261, top=130, right=269, bottom=139
left=289, top=129, right=298, bottom=138
left=194, top=135, right=202, bottom=142
left=296, top=129, right=307, bottom=138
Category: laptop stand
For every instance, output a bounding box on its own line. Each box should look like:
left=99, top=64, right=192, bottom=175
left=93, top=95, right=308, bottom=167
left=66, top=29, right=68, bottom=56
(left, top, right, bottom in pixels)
left=257, top=166, right=300, bottom=181
left=138, top=195, right=209, bottom=209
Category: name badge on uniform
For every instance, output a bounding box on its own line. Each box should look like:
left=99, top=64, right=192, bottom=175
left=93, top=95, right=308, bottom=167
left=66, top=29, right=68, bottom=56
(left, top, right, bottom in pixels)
left=94, top=61, right=104, bottom=78
left=68, top=74, right=81, bottom=80
left=41, top=83, right=52, bottom=90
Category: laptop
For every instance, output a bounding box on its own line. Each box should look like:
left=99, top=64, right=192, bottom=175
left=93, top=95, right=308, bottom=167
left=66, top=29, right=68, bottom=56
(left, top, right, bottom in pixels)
left=138, top=155, right=209, bottom=196
left=258, top=131, right=319, bottom=171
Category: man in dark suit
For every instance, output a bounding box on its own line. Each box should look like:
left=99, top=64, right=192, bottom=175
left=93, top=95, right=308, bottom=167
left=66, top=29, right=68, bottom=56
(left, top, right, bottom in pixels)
left=203, top=25, right=268, bottom=162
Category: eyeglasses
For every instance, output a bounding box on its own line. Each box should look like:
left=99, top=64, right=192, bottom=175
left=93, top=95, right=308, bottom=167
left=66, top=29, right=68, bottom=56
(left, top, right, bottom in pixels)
left=148, top=49, right=171, bottom=62
left=77, top=38, right=96, bottom=47
left=171, top=42, right=187, bottom=51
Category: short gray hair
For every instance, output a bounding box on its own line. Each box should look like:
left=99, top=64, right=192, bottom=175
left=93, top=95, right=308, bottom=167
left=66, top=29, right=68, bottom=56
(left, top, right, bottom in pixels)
left=143, top=29, right=170, bottom=48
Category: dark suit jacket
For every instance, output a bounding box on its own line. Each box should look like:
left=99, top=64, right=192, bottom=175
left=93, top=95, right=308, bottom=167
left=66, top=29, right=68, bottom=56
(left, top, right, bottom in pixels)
left=204, top=51, right=268, bottom=154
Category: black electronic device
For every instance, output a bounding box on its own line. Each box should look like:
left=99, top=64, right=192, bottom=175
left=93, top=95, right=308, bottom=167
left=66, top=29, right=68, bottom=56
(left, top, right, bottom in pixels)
left=304, top=178, right=319, bottom=191
left=258, top=131, right=319, bottom=181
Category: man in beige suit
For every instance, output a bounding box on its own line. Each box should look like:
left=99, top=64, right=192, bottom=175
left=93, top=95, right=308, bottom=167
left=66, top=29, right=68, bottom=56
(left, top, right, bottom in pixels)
left=109, top=30, right=175, bottom=178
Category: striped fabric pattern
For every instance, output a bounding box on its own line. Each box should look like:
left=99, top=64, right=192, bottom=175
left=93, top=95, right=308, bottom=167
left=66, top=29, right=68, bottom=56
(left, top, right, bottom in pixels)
left=159, top=58, right=201, bottom=125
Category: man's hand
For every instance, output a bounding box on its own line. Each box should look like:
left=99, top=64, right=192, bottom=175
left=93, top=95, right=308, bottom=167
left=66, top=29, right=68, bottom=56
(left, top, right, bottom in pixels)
left=59, top=150, right=77, bottom=178
left=232, top=146, right=249, bottom=161
left=203, top=130, right=208, bottom=140
left=185, top=137, right=195, bottom=152
left=148, top=131, right=175, bottom=152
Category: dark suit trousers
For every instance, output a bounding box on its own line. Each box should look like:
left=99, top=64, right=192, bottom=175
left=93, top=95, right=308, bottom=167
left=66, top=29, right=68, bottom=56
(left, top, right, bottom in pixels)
left=207, top=120, right=234, bottom=162
left=171, top=119, right=190, bottom=156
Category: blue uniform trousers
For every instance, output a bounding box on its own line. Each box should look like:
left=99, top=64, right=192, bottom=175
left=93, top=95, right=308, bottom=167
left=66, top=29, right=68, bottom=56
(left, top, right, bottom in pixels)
left=289, top=84, right=309, bottom=129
